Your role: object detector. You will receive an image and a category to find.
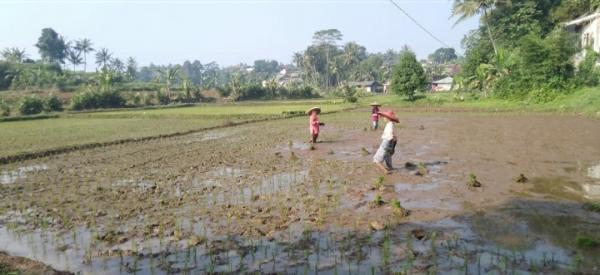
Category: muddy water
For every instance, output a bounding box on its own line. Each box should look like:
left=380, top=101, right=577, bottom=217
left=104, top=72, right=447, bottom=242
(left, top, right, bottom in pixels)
left=0, top=111, right=599, bottom=274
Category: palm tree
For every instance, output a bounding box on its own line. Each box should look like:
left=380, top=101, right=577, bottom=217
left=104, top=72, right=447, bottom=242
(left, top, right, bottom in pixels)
left=1, top=47, right=27, bottom=63
left=126, top=57, right=137, bottom=81
left=66, top=48, right=83, bottom=71
left=158, top=66, right=180, bottom=98
left=75, top=38, right=94, bottom=71
left=95, top=48, right=112, bottom=69
left=451, top=0, right=510, bottom=55
left=111, top=58, right=124, bottom=73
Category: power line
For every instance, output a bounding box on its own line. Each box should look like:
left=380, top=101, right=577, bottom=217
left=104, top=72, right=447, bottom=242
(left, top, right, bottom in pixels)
left=388, top=0, right=450, bottom=47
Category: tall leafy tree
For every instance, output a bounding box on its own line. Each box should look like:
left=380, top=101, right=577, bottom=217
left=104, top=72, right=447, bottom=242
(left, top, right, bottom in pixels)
left=75, top=38, right=94, bottom=72
left=428, top=47, right=458, bottom=64
left=35, top=28, right=67, bottom=64
left=391, top=47, right=426, bottom=100
left=312, top=29, right=343, bottom=88
left=95, top=48, right=112, bottom=69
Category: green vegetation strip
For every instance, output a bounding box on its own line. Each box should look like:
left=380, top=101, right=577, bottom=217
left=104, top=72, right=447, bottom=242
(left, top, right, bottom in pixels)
left=0, top=107, right=352, bottom=165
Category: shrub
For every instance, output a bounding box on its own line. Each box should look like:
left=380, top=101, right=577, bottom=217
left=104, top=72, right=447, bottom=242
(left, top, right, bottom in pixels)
left=576, top=49, right=600, bottom=87
left=157, top=90, right=170, bottom=105
left=0, top=99, right=10, bottom=116
left=18, top=95, right=44, bottom=115
left=143, top=92, right=155, bottom=106
left=216, top=86, right=231, bottom=97
left=70, top=87, right=126, bottom=110
left=131, top=92, right=142, bottom=106
left=44, top=93, right=63, bottom=112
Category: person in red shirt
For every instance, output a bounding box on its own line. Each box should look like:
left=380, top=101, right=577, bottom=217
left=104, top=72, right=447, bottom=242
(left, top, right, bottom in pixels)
left=370, top=102, right=381, bottom=130
left=306, top=107, right=324, bottom=143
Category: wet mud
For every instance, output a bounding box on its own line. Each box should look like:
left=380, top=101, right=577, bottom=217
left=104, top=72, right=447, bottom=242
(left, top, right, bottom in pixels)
left=0, top=110, right=599, bottom=274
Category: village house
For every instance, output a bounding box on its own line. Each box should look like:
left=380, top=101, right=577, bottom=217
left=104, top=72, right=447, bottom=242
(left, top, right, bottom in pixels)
left=565, top=12, right=600, bottom=63
left=431, top=76, right=453, bottom=92
left=347, top=81, right=383, bottom=93
left=262, top=68, right=304, bottom=87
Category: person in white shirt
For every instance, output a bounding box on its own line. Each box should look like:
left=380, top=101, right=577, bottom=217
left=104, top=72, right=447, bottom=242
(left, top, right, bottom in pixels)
left=372, top=110, right=399, bottom=174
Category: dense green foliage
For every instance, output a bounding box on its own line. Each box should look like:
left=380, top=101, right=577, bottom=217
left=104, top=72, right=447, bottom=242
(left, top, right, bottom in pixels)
left=44, top=93, right=63, bottom=112
left=456, top=0, right=600, bottom=101
left=428, top=48, right=458, bottom=64
left=391, top=48, right=426, bottom=100
left=70, top=88, right=125, bottom=110
left=0, top=98, right=9, bottom=116
left=18, top=95, right=45, bottom=115
left=35, top=28, right=67, bottom=64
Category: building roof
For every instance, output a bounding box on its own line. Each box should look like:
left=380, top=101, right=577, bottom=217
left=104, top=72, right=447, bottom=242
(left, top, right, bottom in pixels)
left=348, top=81, right=379, bottom=87
left=566, top=12, right=600, bottom=26
left=432, top=77, right=453, bottom=85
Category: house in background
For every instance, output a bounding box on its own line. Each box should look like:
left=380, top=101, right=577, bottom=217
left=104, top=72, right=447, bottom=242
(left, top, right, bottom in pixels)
left=348, top=81, right=382, bottom=93
left=565, top=12, right=600, bottom=63
left=431, top=77, right=453, bottom=92
left=383, top=81, right=391, bottom=93
left=262, top=68, right=303, bottom=87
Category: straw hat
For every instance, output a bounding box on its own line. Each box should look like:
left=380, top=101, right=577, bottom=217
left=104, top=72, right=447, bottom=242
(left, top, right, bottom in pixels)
left=370, top=102, right=381, bottom=106
left=305, top=107, right=321, bottom=115
left=377, top=110, right=399, bottom=123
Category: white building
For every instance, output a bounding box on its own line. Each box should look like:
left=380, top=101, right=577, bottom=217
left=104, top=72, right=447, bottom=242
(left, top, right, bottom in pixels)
left=431, top=77, right=453, bottom=92
left=566, top=12, right=600, bottom=62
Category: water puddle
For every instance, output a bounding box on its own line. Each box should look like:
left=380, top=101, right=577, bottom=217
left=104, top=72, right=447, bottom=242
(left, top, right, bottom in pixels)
left=588, top=162, right=600, bottom=180
left=241, top=170, right=309, bottom=201
left=401, top=198, right=461, bottom=211
left=187, top=129, right=236, bottom=143
left=0, top=164, right=48, bottom=184
left=529, top=176, right=600, bottom=201
left=112, top=179, right=155, bottom=190
left=394, top=181, right=441, bottom=192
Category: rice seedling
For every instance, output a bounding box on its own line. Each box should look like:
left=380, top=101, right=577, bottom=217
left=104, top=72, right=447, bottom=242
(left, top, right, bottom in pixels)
left=370, top=194, right=385, bottom=208
left=467, top=173, right=481, bottom=188
left=391, top=199, right=409, bottom=217
left=373, top=176, right=384, bottom=190
left=416, top=162, right=428, bottom=176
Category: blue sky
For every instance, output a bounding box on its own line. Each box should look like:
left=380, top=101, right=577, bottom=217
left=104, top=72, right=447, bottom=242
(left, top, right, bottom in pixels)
left=0, top=0, right=479, bottom=67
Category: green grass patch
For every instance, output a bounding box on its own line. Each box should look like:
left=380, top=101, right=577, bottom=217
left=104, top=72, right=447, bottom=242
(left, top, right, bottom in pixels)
left=0, top=118, right=227, bottom=158
left=583, top=202, right=600, bottom=213
left=375, top=87, right=600, bottom=116
left=75, top=100, right=352, bottom=119
left=0, top=100, right=355, bottom=159
left=576, top=236, right=600, bottom=248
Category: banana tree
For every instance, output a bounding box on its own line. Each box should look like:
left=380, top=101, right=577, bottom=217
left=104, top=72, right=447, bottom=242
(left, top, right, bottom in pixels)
left=157, top=66, right=180, bottom=98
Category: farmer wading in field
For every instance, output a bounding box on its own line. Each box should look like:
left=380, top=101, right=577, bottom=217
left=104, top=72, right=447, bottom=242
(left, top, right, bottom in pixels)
left=370, top=102, right=381, bottom=130
left=373, top=110, right=399, bottom=174
left=306, top=107, right=325, bottom=143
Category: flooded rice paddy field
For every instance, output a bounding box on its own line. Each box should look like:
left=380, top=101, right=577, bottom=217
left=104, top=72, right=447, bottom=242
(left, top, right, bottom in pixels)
left=0, top=110, right=599, bottom=274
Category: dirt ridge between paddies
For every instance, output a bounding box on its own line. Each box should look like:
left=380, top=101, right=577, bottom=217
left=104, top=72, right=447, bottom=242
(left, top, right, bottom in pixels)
left=0, top=108, right=353, bottom=165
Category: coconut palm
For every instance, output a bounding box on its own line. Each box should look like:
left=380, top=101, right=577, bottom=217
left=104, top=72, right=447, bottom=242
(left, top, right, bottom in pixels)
left=75, top=38, right=94, bottom=72
left=126, top=57, right=137, bottom=81
left=95, top=48, right=112, bottom=69
left=66, top=48, right=83, bottom=71
left=1, top=47, right=27, bottom=63
left=451, top=0, right=511, bottom=55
